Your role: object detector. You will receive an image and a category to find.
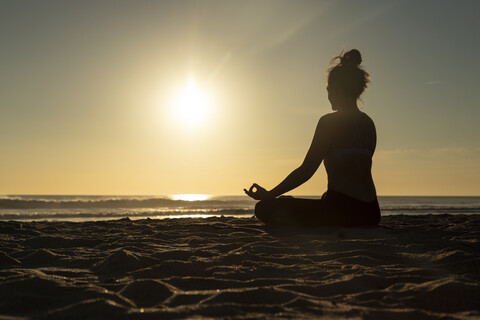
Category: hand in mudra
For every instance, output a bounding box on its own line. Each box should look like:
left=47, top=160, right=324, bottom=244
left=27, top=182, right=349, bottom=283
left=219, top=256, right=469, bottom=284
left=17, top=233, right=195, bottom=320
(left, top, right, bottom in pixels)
left=244, top=183, right=273, bottom=200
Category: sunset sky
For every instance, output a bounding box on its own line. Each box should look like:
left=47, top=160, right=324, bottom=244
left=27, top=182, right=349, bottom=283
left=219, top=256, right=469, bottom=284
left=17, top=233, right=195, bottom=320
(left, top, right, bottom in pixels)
left=1, top=0, right=479, bottom=196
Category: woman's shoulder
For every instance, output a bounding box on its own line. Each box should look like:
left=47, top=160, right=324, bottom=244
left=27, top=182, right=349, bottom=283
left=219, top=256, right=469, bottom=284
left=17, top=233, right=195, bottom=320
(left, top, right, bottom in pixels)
left=359, top=111, right=376, bottom=126
left=319, top=111, right=340, bottom=122
left=316, top=113, right=337, bottom=131
left=320, top=110, right=375, bottom=128
left=319, top=110, right=360, bottom=121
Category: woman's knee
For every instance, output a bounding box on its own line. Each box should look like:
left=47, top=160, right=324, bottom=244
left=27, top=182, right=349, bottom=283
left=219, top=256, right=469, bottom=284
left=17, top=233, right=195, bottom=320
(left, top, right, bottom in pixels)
left=254, top=200, right=276, bottom=221
left=254, top=200, right=268, bottom=217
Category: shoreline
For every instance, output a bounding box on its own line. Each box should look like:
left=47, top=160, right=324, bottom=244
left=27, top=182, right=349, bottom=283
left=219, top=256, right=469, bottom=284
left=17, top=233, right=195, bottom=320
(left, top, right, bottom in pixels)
left=2, top=211, right=480, bottom=223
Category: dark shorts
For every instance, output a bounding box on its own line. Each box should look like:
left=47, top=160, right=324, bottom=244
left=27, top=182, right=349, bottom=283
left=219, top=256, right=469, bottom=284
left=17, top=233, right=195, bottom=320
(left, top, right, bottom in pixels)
left=255, top=190, right=381, bottom=227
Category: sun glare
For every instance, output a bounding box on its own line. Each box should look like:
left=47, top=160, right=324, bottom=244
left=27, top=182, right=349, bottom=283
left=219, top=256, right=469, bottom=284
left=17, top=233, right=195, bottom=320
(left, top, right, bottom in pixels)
left=170, top=77, right=212, bottom=128
left=171, top=194, right=210, bottom=201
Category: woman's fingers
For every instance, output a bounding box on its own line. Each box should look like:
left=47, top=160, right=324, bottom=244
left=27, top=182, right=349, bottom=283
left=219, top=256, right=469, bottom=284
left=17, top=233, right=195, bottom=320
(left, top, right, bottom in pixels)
left=244, top=187, right=256, bottom=198
left=253, top=184, right=267, bottom=193
left=244, top=183, right=268, bottom=200
left=252, top=183, right=265, bottom=192
left=244, top=186, right=256, bottom=199
left=249, top=183, right=259, bottom=193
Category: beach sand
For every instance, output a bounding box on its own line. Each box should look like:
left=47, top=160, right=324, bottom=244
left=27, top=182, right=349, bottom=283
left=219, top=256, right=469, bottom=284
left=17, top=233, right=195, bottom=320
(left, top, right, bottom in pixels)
left=1, top=215, right=479, bottom=319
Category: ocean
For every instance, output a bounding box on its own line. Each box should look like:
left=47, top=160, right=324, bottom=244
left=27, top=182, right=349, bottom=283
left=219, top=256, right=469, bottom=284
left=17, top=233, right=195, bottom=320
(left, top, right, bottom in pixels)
left=1, top=195, right=479, bottom=221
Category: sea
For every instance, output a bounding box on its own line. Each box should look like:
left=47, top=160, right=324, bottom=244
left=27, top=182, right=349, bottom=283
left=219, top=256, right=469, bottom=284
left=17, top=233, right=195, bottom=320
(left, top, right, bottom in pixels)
left=1, top=195, right=480, bottom=221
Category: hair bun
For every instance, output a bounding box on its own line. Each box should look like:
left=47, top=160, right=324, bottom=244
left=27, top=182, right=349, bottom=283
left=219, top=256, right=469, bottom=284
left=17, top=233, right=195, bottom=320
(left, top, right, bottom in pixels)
left=341, top=49, right=362, bottom=66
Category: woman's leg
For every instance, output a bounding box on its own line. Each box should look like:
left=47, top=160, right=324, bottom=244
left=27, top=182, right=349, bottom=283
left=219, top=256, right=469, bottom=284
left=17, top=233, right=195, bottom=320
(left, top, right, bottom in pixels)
left=255, top=197, right=333, bottom=226
left=254, top=192, right=381, bottom=227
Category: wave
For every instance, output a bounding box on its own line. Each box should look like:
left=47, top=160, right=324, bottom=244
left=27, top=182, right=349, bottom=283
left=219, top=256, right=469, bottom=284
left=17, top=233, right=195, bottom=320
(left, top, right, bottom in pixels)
left=2, top=196, right=480, bottom=221
left=0, top=208, right=254, bottom=220
left=0, top=198, right=252, bottom=210
left=2, top=199, right=479, bottom=211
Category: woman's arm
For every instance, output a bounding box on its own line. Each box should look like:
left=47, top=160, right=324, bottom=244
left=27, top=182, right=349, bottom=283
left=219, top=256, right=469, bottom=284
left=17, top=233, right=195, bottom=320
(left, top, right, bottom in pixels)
left=245, top=116, right=330, bottom=200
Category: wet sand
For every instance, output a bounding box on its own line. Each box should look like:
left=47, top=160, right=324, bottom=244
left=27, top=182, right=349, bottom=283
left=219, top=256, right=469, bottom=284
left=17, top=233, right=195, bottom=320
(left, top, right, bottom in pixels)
left=1, top=215, right=480, bottom=319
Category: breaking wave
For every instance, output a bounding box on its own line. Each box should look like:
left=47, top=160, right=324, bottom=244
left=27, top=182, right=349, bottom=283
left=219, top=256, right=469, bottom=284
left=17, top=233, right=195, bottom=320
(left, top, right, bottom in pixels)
left=1, top=195, right=479, bottom=220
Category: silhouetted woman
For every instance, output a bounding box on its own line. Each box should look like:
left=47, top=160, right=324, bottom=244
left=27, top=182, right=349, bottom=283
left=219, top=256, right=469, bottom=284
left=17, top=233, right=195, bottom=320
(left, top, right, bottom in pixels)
left=244, top=49, right=380, bottom=227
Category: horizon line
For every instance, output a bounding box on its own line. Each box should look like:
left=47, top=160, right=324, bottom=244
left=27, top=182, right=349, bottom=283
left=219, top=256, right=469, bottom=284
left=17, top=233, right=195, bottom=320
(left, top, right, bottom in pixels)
left=1, top=194, right=480, bottom=198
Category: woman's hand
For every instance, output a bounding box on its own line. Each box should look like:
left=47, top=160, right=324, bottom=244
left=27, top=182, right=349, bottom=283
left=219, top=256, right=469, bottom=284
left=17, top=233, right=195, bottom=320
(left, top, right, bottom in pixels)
left=244, top=183, right=274, bottom=200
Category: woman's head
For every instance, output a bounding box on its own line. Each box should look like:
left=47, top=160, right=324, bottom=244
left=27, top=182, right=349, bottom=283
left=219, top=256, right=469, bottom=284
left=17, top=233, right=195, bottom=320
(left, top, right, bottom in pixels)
left=327, top=49, right=370, bottom=110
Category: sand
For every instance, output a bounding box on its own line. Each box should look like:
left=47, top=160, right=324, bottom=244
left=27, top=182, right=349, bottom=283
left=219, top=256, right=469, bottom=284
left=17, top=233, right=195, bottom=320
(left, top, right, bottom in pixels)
left=0, top=214, right=479, bottom=319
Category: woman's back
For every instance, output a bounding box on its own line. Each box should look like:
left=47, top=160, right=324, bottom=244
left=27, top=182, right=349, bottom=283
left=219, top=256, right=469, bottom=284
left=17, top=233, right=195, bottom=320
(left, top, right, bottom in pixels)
left=323, top=109, right=377, bottom=202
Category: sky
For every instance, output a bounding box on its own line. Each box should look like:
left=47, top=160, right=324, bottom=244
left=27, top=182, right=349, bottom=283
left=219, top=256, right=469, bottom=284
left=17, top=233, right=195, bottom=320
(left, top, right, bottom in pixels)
left=1, top=0, right=479, bottom=196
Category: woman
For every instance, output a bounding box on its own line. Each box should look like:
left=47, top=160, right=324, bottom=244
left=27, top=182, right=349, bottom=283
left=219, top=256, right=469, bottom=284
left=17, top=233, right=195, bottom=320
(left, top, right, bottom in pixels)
left=244, top=49, right=380, bottom=227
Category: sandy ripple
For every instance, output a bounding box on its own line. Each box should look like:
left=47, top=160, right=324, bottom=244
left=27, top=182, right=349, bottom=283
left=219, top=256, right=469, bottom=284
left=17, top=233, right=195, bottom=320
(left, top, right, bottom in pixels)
left=0, top=215, right=480, bottom=319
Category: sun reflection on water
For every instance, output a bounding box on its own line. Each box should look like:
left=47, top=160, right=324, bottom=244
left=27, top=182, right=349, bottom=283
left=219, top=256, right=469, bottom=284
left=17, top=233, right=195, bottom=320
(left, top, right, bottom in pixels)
left=164, top=214, right=214, bottom=219
left=171, top=194, right=210, bottom=201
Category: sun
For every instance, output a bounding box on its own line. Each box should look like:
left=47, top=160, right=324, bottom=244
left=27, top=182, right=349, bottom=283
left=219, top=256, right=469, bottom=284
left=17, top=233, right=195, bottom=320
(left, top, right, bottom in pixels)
left=170, top=77, right=212, bottom=128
